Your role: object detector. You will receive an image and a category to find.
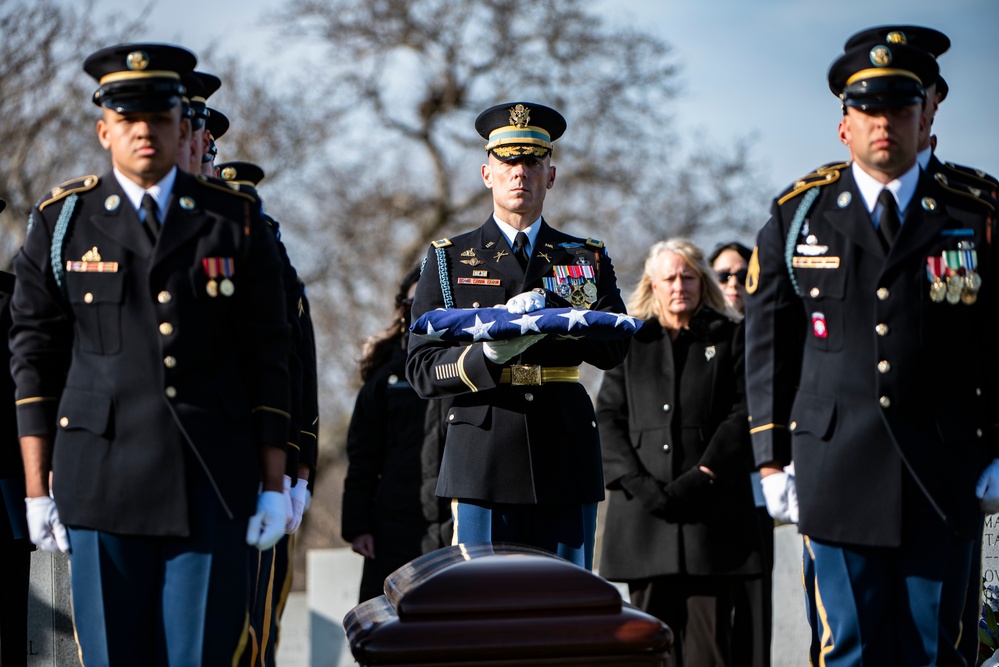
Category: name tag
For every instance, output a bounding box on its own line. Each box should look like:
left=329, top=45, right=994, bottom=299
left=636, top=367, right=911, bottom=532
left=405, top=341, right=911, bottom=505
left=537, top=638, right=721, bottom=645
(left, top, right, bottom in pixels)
left=792, top=256, right=840, bottom=269
left=456, top=277, right=501, bottom=286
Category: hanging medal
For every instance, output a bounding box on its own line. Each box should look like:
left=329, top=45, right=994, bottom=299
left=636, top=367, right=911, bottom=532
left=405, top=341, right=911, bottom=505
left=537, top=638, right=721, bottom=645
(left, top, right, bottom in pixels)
left=219, top=258, right=235, bottom=297
left=958, top=242, right=981, bottom=304
left=202, top=257, right=220, bottom=298
left=925, top=255, right=946, bottom=303
left=943, top=250, right=963, bottom=304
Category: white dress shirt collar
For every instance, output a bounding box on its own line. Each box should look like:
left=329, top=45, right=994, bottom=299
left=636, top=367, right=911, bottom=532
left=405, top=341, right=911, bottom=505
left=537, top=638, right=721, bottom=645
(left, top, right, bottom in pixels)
left=113, top=166, right=177, bottom=219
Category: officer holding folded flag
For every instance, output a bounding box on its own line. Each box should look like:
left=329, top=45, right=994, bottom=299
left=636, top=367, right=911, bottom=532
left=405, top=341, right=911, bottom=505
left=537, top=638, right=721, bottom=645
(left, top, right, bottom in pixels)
left=406, top=101, right=629, bottom=569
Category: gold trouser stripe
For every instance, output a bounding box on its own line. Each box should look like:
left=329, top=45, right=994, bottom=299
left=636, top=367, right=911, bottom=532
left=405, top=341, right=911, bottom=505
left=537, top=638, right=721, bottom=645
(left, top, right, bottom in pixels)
left=259, top=545, right=278, bottom=664
left=498, top=366, right=580, bottom=384
left=457, top=346, right=478, bottom=392
left=232, top=610, right=251, bottom=667
left=451, top=499, right=460, bottom=546
left=803, top=536, right=835, bottom=667
left=273, top=535, right=296, bottom=650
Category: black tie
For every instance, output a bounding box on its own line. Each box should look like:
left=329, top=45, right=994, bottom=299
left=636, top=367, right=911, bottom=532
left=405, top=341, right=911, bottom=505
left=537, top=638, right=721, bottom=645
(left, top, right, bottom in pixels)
left=513, top=232, right=530, bottom=271
left=141, top=193, right=160, bottom=242
left=877, top=189, right=899, bottom=247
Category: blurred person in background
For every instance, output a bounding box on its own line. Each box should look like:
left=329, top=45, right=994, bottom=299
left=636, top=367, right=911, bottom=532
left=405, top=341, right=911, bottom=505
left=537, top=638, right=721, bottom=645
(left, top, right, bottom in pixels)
left=342, top=268, right=429, bottom=602
left=598, top=239, right=763, bottom=667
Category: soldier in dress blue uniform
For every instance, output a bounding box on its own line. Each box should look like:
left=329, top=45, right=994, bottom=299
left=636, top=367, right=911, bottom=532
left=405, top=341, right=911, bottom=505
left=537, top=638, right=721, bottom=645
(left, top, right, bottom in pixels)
left=406, top=102, right=629, bottom=569
left=746, top=38, right=997, bottom=666
left=9, top=44, right=292, bottom=665
left=218, top=159, right=320, bottom=667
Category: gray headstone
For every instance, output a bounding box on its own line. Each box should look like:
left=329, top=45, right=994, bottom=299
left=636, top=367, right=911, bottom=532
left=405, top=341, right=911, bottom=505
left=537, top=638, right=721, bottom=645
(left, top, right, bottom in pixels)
left=307, top=548, right=363, bottom=667
left=26, top=551, right=76, bottom=666
left=275, top=591, right=309, bottom=667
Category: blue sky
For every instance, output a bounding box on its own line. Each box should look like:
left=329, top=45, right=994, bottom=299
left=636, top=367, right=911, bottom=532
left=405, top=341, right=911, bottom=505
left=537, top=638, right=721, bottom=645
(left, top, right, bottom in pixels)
left=96, top=0, right=999, bottom=190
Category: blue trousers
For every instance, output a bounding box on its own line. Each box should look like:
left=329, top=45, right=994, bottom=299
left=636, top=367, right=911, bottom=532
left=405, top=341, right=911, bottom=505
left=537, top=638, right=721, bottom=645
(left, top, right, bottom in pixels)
left=452, top=499, right=597, bottom=569
left=67, top=475, right=251, bottom=667
left=802, top=517, right=973, bottom=666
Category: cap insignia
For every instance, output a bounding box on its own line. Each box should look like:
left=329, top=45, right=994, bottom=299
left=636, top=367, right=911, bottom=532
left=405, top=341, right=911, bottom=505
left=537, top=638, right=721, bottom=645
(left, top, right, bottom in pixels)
left=82, top=247, right=102, bottom=262
left=870, top=45, right=892, bottom=67
left=886, top=31, right=907, bottom=45
left=509, top=104, right=531, bottom=128
left=221, top=166, right=237, bottom=181
left=126, top=51, right=150, bottom=71
left=104, top=195, right=120, bottom=211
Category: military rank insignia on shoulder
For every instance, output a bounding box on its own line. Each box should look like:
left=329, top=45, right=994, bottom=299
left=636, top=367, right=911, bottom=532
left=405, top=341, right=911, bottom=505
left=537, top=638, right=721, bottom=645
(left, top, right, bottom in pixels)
left=932, top=172, right=996, bottom=213
left=777, top=162, right=848, bottom=206
left=431, top=238, right=452, bottom=249
left=38, top=175, right=99, bottom=211
left=942, top=161, right=999, bottom=190
left=194, top=174, right=257, bottom=203
left=584, top=238, right=604, bottom=249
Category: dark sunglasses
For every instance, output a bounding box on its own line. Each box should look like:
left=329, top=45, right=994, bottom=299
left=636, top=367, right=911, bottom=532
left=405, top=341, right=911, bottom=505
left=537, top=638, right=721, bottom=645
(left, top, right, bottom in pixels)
left=716, top=270, right=748, bottom=284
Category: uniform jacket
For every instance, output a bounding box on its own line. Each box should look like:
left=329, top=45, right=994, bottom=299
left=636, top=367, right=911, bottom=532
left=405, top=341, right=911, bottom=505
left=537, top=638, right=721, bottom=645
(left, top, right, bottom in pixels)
left=10, top=169, right=291, bottom=536
left=406, top=217, right=628, bottom=505
left=1, top=271, right=28, bottom=542
left=746, top=163, right=996, bottom=547
left=598, top=309, right=762, bottom=580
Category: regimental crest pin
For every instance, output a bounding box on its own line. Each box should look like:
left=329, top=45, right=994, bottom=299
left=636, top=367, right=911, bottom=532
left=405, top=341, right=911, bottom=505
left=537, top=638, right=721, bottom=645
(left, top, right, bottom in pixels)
left=104, top=195, right=120, bottom=211
left=704, top=346, right=716, bottom=362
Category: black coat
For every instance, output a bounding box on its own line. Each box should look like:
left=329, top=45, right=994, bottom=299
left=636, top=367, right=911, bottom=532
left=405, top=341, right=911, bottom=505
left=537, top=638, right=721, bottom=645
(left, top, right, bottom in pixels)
left=341, top=344, right=428, bottom=555
left=10, top=170, right=291, bottom=536
left=746, top=163, right=997, bottom=546
left=406, top=217, right=628, bottom=505
left=1, top=271, right=28, bottom=542
left=597, top=309, right=762, bottom=580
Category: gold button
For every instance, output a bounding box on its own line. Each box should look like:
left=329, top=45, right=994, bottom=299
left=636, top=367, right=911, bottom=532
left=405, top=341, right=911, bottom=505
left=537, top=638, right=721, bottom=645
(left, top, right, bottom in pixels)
left=164, top=356, right=177, bottom=368
left=662, top=404, right=671, bottom=412
left=159, top=322, right=174, bottom=336
left=877, top=287, right=890, bottom=301
left=978, top=429, right=984, bottom=438
left=809, top=287, right=820, bottom=298
left=165, top=386, right=177, bottom=398
left=591, top=421, right=597, bottom=428
left=157, top=291, right=172, bottom=304
left=977, top=388, right=982, bottom=397
left=524, top=393, right=534, bottom=401
left=876, top=324, right=888, bottom=336
left=789, top=421, right=797, bottom=431
left=448, top=413, right=455, bottom=421
left=59, top=417, right=69, bottom=427
left=83, top=292, right=94, bottom=304
left=879, top=396, right=891, bottom=408
left=877, top=360, right=891, bottom=374
left=662, top=444, right=670, bottom=452
left=472, top=302, right=480, bottom=308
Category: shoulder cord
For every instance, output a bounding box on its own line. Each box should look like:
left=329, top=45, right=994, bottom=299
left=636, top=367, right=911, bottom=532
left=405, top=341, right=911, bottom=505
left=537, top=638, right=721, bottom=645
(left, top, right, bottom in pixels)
left=50, top=194, right=79, bottom=297
left=435, top=246, right=454, bottom=309
left=784, top=188, right=820, bottom=298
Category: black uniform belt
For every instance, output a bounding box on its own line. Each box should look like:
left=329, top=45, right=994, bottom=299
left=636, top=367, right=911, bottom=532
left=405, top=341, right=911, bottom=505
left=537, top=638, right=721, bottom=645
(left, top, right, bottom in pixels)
left=498, top=365, right=580, bottom=386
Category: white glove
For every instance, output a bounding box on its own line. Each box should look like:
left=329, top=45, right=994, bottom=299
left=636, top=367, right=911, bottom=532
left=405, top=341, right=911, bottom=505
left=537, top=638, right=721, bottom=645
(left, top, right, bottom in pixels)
left=25, top=496, right=71, bottom=553
left=976, top=459, right=999, bottom=514
left=504, top=290, right=545, bottom=315
left=482, top=334, right=546, bottom=365
left=761, top=469, right=798, bottom=524
left=246, top=490, right=289, bottom=550
left=287, top=477, right=311, bottom=534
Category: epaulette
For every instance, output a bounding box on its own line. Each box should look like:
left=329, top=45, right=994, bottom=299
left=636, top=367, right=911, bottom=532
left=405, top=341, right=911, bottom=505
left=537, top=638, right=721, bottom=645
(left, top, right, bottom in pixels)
left=431, top=238, right=452, bottom=249
left=38, top=175, right=99, bottom=211
left=194, top=174, right=258, bottom=203
left=932, top=172, right=996, bottom=213
left=777, top=162, right=847, bottom=206
left=585, top=238, right=604, bottom=249
left=942, top=161, right=999, bottom=189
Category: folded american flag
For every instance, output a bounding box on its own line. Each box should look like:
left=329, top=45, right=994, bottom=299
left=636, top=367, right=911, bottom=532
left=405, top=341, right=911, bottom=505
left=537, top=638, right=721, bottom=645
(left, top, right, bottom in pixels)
left=410, top=307, right=642, bottom=342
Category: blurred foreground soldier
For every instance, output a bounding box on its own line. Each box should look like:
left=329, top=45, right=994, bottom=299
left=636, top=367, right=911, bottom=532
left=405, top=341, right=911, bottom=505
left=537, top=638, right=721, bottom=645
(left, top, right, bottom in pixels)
left=9, top=44, right=291, bottom=665
left=1, top=198, right=32, bottom=667
left=746, top=38, right=996, bottom=666
left=218, top=159, right=319, bottom=666
left=204, top=107, right=230, bottom=176
left=406, top=102, right=628, bottom=569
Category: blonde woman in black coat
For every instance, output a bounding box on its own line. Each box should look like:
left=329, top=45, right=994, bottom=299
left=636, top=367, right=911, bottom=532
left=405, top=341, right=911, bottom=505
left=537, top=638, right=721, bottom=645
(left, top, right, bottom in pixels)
left=597, top=239, right=763, bottom=667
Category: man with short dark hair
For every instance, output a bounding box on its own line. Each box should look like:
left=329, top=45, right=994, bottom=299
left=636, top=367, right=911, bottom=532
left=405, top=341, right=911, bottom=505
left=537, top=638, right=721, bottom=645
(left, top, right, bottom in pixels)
left=10, top=43, right=291, bottom=664
left=406, top=102, right=629, bottom=569
left=746, top=37, right=996, bottom=665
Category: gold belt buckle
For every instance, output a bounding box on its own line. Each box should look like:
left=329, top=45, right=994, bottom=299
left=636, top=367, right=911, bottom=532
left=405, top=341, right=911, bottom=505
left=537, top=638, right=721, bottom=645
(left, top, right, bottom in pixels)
left=510, top=364, right=543, bottom=386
